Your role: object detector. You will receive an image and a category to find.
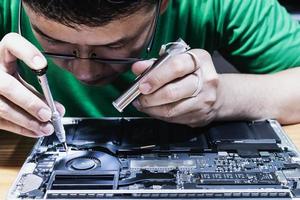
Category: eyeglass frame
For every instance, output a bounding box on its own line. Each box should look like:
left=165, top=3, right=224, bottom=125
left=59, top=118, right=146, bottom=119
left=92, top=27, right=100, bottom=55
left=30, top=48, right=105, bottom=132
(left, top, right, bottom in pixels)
left=18, top=0, right=162, bottom=65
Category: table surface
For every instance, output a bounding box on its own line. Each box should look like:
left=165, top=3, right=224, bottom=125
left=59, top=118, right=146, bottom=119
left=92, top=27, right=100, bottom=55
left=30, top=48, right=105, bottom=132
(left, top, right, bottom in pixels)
left=1, top=124, right=300, bottom=199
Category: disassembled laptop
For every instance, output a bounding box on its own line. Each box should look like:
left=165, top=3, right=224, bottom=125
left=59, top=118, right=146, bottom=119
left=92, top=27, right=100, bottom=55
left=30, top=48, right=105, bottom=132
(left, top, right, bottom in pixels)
left=7, top=118, right=300, bottom=199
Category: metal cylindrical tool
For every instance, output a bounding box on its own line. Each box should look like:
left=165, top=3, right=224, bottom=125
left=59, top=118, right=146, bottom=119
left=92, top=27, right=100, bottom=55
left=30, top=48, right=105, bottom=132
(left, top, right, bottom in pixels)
left=113, top=38, right=190, bottom=112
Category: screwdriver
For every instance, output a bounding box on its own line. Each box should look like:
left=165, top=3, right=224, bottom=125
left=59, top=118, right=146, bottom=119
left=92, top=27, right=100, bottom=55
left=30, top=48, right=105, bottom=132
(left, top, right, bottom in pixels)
left=34, top=67, right=68, bottom=151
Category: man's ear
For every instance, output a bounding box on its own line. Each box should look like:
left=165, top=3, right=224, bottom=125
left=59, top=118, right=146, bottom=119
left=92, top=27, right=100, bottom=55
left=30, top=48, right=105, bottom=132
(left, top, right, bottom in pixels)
left=160, top=0, right=169, bottom=14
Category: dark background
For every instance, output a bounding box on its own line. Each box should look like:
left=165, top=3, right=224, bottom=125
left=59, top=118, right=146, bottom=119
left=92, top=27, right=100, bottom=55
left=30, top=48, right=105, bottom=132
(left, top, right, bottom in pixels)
left=278, top=0, right=300, bottom=13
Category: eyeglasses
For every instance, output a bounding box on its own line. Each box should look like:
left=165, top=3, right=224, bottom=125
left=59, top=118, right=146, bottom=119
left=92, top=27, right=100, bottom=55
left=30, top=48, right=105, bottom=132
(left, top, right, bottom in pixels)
left=18, top=0, right=161, bottom=66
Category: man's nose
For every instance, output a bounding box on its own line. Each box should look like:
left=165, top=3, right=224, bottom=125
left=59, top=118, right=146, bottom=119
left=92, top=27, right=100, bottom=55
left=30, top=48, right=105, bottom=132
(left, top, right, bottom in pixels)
left=70, top=59, right=101, bottom=81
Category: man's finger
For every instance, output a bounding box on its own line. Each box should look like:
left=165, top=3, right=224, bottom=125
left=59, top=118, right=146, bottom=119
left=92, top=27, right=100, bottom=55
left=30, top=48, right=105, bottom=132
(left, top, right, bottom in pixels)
left=138, top=50, right=201, bottom=95
left=137, top=71, right=203, bottom=107
left=0, top=118, right=44, bottom=138
left=160, top=110, right=213, bottom=127
left=131, top=59, right=155, bottom=76
left=0, top=33, right=47, bottom=71
left=0, top=97, right=54, bottom=136
left=135, top=95, right=204, bottom=119
left=0, top=72, right=52, bottom=122
left=15, top=73, right=66, bottom=117
left=55, top=101, right=66, bottom=116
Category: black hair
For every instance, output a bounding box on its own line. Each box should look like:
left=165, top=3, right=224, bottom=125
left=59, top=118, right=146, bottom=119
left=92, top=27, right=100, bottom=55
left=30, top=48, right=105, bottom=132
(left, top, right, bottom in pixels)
left=23, top=0, right=157, bottom=28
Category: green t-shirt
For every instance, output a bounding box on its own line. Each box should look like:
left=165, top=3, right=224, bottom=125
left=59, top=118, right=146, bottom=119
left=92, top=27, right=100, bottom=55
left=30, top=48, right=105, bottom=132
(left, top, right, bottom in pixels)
left=1, top=0, right=300, bottom=117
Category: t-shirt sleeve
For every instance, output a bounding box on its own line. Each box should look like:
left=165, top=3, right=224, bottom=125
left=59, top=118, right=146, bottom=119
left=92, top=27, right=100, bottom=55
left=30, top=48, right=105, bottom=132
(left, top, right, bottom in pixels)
left=216, top=0, right=300, bottom=74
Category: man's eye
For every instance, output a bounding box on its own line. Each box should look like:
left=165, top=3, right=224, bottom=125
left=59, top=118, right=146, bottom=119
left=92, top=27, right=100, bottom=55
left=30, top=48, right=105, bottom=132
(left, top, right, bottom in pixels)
left=107, top=44, right=126, bottom=50
left=45, top=38, right=57, bottom=45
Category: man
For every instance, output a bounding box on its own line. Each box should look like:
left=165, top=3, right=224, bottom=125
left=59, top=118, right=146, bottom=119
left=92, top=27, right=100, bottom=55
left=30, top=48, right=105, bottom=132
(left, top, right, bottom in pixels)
left=0, top=0, right=300, bottom=138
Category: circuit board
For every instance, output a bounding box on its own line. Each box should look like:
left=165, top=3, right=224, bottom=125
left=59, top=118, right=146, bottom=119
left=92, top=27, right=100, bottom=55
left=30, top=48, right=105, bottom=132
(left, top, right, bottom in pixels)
left=8, top=118, right=300, bottom=199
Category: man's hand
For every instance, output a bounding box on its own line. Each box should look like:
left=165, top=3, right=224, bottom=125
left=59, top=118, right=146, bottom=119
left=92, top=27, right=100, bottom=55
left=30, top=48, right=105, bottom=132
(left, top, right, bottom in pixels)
left=132, top=49, right=221, bottom=127
left=0, top=33, right=64, bottom=137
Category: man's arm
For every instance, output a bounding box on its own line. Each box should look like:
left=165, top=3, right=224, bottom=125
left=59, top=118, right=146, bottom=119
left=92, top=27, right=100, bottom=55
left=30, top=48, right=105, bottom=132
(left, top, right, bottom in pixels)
left=217, top=67, right=300, bottom=124
left=131, top=0, right=300, bottom=127
left=215, top=0, right=300, bottom=124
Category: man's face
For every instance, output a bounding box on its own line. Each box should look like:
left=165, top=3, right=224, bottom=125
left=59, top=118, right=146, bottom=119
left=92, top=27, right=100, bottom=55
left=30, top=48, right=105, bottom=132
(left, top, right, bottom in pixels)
left=24, top=5, right=156, bottom=85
